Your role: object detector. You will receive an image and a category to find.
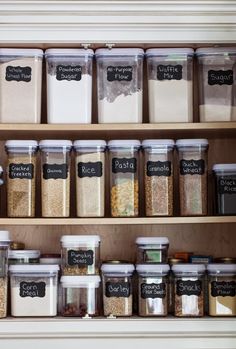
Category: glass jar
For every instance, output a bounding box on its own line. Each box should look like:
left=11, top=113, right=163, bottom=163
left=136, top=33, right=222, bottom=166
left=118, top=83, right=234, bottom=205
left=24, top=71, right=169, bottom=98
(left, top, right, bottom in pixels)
left=213, top=164, right=236, bottom=215
left=96, top=48, right=144, bottom=123
left=0, top=231, right=10, bottom=318
left=101, top=263, right=134, bottom=317
left=45, top=49, right=93, bottom=124
left=176, top=139, right=209, bottom=216
left=108, top=140, right=140, bottom=217
left=136, top=237, right=169, bottom=263
left=136, top=264, right=170, bottom=316
left=172, top=264, right=205, bottom=317
left=142, top=139, right=174, bottom=216
left=8, top=250, right=40, bottom=265
left=74, top=140, right=106, bottom=217
left=60, top=275, right=101, bottom=317
left=5, top=140, right=38, bottom=217
left=146, top=48, right=193, bottom=123
left=9, top=264, right=59, bottom=317
left=39, top=140, right=72, bottom=217
left=61, top=235, right=100, bottom=275
left=207, top=264, right=236, bottom=316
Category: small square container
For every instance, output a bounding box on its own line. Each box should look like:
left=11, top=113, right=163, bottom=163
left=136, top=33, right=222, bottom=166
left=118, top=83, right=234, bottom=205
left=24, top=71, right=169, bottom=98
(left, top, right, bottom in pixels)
left=136, top=237, right=169, bottom=263
left=96, top=48, right=144, bottom=123
left=0, top=231, right=10, bottom=318
left=196, top=47, right=236, bottom=122
left=213, top=164, right=236, bottom=215
left=9, top=264, right=59, bottom=317
left=61, top=235, right=100, bottom=275
left=45, top=49, right=94, bottom=124
left=8, top=250, right=40, bottom=265
left=146, top=48, right=194, bottom=123
left=60, top=275, right=101, bottom=317
left=0, top=49, right=43, bottom=123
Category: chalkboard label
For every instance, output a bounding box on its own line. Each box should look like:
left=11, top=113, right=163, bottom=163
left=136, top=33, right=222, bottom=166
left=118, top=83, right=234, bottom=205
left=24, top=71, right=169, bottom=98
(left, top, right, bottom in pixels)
left=5, top=66, right=32, bottom=82
left=180, top=159, right=205, bottom=175
left=56, top=65, right=82, bottom=81
left=141, top=283, right=166, bottom=299
left=68, top=250, right=94, bottom=266
left=176, top=280, right=202, bottom=296
left=78, top=161, right=103, bottom=178
left=112, top=158, right=137, bottom=174
left=218, top=178, right=236, bottom=195
left=107, top=66, right=133, bottom=82
left=105, top=282, right=130, bottom=298
left=208, top=70, right=233, bottom=86
left=43, top=164, right=68, bottom=180
left=9, top=163, right=34, bottom=179
left=157, top=64, right=182, bottom=80
left=147, top=161, right=171, bottom=177
left=19, top=281, right=46, bottom=298
left=211, top=281, right=236, bottom=297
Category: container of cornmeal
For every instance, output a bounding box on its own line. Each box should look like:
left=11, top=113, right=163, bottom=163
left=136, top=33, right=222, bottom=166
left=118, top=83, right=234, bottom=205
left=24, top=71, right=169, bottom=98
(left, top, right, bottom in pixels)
left=0, top=48, right=43, bottom=123
left=95, top=48, right=144, bottom=123
left=45, top=49, right=94, bottom=124
left=196, top=47, right=236, bottom=122
left=146, top=48, right=194, bottom=123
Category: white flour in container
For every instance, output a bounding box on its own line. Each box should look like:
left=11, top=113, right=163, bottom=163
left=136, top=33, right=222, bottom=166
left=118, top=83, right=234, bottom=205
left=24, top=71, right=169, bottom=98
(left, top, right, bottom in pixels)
left=200, top=105, right=236, bottom=122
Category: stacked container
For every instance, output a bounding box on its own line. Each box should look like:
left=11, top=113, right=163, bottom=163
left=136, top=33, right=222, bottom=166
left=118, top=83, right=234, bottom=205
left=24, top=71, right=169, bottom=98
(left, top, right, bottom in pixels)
left=0, top=231, right=10, bottom=318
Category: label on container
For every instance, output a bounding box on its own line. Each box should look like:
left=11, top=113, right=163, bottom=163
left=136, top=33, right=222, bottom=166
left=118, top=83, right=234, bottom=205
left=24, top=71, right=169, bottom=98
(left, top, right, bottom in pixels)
left=141, top=282, right=166, bottom=299
left=176, top=280, right=202, bottom=296
left=78, top=161, right=103, bottom=178
left=208, top=70, right=233, bottom=86
left=211, top=281, right=236, bottom=297
left=157, top=64, right=182, bottom=80
left=146, top=161, right=171, bottom=177
left=56, top=65, right=82, bottom=81
left=105, top=282, right=130, bottom=298
left=112, top=158, right=137, bottom=174
left=107, top=66, right=133, bottom=82
left=9, top=163, right=34, bottom=180
left=218, top=177, right=236, bottom=195
left=67, top=250, right=94, bottom=266
left=180, top=159, right=205, bottom=175
left=5, top=66, right=32, bottom=82
left=19, top=281, right=46, bottom=298
left=43, top=164, right=68, bottom=180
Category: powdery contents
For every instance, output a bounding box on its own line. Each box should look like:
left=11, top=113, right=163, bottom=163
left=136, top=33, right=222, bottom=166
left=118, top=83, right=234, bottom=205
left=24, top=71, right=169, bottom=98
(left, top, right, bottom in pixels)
left=0, top=277, right=7, bottom=318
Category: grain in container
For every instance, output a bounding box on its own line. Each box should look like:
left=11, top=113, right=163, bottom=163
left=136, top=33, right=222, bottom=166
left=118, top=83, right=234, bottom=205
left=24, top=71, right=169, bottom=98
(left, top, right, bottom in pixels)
left=8, top=250, right=40, bottom=265
left=96, top=48, right=144, bottom=123
left=0, top=231, right=10, bottom=318
left=136, top=237, right=169, bottom=263
left=0, top=49, right=43, bottom=123
left=45, top=49, right=93, bottom=124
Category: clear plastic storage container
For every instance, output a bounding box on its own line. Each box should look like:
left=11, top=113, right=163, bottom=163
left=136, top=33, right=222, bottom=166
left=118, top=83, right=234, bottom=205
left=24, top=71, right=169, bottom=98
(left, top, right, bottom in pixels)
left=136, top=264, right=170, bottom=316
left=61, top=235, right=100, bottom=275
left=146, top=48, right=194, bottom=123
left=5, top=140, right=38, bottom=217
left=207, top=264, right=236, bottom=316
left=108, top=140, right=140, bottom=217
left=176, top=139, right=209, bottom=216
left=8, top=250, right=40, bottom=264
left=9, top=264, right=59, bottom=317
left=136, top=237, right=169, bottom=263
left=96, top=48, right=144, bottom=123
left=0, top=49, right=43, bottom=123
left=74, top=140, right=106, bottom=217
left=0, top=231, right=10, bottom=318
left=142, top=139, right=174, bottom=216
left=45, top=49, right=94, bottom=124
left=213, top=164, right=236, bottom=215
left=39, top=140, right=72, bottom=217
left=101, top=262, right=134, bottom=317
left=196, top=47, right=236, bottom=122
left=60, top=275, right=101, bottom=317
left=172, top=264, right=205, bottom=317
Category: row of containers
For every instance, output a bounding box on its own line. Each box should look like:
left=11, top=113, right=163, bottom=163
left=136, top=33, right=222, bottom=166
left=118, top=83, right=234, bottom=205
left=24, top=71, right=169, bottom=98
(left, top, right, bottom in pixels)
left=0, top=232, right=236, bottom=318
left=0, top=47, right=236, bottom=124
left=3, top=139, right=236, bottom=218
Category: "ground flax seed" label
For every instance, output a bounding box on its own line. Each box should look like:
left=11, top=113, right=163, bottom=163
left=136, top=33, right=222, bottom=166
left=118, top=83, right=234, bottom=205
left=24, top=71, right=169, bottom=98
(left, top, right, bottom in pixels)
left=141, top=283, right=166, bottom=299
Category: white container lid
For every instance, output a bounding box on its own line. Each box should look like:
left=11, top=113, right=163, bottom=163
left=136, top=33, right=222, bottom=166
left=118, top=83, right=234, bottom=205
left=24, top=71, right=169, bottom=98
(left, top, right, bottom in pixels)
left=172, top=264, right=205, bottom=273
left=40, top=258, right=61, bottom=265
left=5, top=140, right=38, bottom=150
left=101, top=263, right=135, bottom=274
left=95, top=48, right=144, bottom=57
left=136, top=237, right=169, bottom=245
left=196, top=47, right=236, bottom=56
left=74, top=140, right=106, bottom=150
left=207, top=264, right=236, bottom=273
left=176, top=139, right=209, bottom=147
left=213, top=164, right=236, bottom=172
left=146, top=48, right=194, bottom=57
left=0, top=48, right=43, bottom=57
left=61, top=275, right=101, bottom=287
left=45, top=48, right=94, bottom=58
left=9, top=264, right=59, bottom=273
left=142, top=139, right=175, bottom=149
left=0, top=231, right=10, bottom=242
left=39, top=140, right=72, bottom=149
left=8, top=250, right=40, bottom=259
left=136, top=264, right=170, bottom=274
left=108, top=140, right=141, bottom=148
left=61, top=235, right=101, bottom=247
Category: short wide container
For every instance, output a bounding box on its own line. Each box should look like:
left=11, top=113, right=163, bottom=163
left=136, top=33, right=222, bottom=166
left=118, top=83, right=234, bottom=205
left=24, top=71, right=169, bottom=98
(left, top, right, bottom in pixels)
left=0, top=231, right=10, bottom=318
left=136, top=237, right=169, bottom=263
left=8, top=250, right=40, bottom=265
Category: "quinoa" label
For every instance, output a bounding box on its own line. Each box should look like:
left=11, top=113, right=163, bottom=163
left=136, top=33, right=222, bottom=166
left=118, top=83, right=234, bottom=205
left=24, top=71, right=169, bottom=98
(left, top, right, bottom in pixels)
left=180, top=159, right=205, bottom=175
left=5, top=66, right=32, bottom=82
left=9, top=163, right=34, bottom=179
left=176, top=280, right=202, bottom=296
left=19, top=281, right=46, bottom=298
left=112, top=158, right=137, bottom=173
left=141, top=283, right=166, bottom=299
left=211, top=281, right=236, bottom=297
left=107, top=66, right=133, bottom=82
left=78, top=161, right=103, bottom=178
left=157, top=65, right=182, bottom=80
left=218, top=177, right=236, bottom=195
left=105, top=282, right=130, bottom=298
left=208, top=70, right=233, bottom=86
left=43, top=164, right=68, bottom=180
left=146, top=161, right=171, bottom=177
left=56, top=65, right=82, bottom=81
left=67, top=250, right=94, bottom=266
